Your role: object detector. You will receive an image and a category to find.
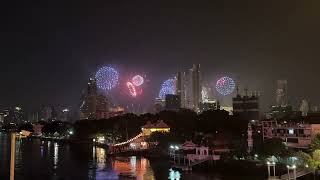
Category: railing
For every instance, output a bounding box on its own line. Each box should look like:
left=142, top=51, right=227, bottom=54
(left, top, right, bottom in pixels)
left=280, top=168, right=312, bottom=180
left=113, top=133, right=144, bottom=147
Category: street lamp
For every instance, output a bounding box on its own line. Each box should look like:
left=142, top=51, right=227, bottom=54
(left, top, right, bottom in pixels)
left=286, top=165, right=297, bottom=180
left=267, top=161, right=276, bottom=178
left=68, top=130, right=73, bottom=135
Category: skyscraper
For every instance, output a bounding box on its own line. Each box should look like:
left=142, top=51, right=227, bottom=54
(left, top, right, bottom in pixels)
left=80, top=78, right=109, bottom=120
left=233, top=92, right=260, bottom=120
left=175, top=64, right=202, bottom=110
left=176, top=71, right=186, bottom=108
left=87, top=78, right=98, bottom=96
left=276, top=80, right=288, bottom=106
left=4, top=107, right=24, bottom=124
left=191, top=64, right=201, bottom=110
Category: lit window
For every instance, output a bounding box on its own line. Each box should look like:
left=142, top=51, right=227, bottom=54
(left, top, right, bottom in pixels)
left=289, top=129, right=294, bottom=135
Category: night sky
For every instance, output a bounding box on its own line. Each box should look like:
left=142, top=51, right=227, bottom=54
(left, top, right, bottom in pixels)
left=1, top=1, right=320, bottom=113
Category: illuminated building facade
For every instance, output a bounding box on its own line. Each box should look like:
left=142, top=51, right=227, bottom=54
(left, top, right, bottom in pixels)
left=4, top=107, right=24, bottom=124
left=191, top=64, right=201, bottom=110
left=176, top=71, right=187, bottom=108
left=175, top=64, right=202, bottom=111
left=200, top=100, right=220, bottom=112
left=141, top=120, right=170, bottom=136
left=233, top=93, right=260, bottom=120
left=80, top=78, right=109, bottom=120
left=262, top=120, right=320, bottom=149
left=276, top=80, right=288, bottom=106
left=266, top=105, right=301, bottom=120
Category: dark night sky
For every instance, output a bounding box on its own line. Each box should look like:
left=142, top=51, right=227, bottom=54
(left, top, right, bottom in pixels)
left=1, top=1, right=320, bottom=113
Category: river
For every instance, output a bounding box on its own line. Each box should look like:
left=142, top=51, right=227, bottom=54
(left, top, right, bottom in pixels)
left=0, top=133, right=263, bottom=180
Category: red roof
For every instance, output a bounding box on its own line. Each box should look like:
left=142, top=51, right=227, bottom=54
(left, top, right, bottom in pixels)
left=142, top=120, right=169, bottom=129
left=155, top=120, right=169, bottom=128
left=142, top=121, right=153, bottom=128
left=181, top=140, right=197, bottom=150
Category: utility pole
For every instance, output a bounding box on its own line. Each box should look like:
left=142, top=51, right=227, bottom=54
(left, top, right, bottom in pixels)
left=10, top=133, right=16, bottom=180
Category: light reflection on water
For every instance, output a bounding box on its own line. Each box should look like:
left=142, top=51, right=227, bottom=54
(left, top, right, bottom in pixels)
left=1, top=138, right=185, bottom=180
left=53, top=142, right=58, bottom=169
left=0, top=134, right=261, bottom=180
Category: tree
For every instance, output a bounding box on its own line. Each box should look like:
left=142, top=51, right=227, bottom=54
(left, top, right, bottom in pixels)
left=146, top=131, right=184, bottom=152
left=310, top=134, right=320, bottom=152
left=297, top=150, right=320, bottom=180
left=260, top=138, right=287, bottom=158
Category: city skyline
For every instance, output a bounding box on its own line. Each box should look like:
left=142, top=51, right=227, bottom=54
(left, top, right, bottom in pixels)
left=1, top=1, right=320, bottom=113
left=1, top=2, right=320, bottom=180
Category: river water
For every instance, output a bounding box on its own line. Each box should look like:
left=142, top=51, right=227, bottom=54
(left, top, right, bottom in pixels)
left=0, top=133, right=263, bottom=180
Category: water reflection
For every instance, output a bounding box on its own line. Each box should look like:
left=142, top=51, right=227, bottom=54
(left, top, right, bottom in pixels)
left=112, top=156, right=155, bottom=179
left=0, top=134, right=261, bottom=180
left=92, top=146, right=156, bottom=179
left=53, top=142, right=58, bottom=169
left=40, top=141, right=44, bottom=158
left=94, top=146, right=114, bottom=179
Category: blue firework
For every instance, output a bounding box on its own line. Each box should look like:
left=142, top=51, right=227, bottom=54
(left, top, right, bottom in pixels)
left=95, top=66, right=119, bottom=90
left=159, top=78, right=176, bottom=99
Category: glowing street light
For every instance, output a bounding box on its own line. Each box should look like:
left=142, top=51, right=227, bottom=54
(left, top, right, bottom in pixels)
left=286, top=165, right=297, bottom=180
left=68, top=130, right=73, bottom=135
left=267, top=161, right=276, bottom=178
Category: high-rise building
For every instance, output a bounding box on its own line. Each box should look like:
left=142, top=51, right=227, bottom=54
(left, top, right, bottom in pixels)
left=233, top=91, right=260, bottom=120
left=191, top=64, right=201, bottom=110
left=4, top=107, right=24, bottom=124
left=40, top=106, right=53, bottom=121
left=175, top=64, right=202, bottom=111
left=276, top=80, right=288, bottom=106
left=80, top=78, right=109, bottom=120
left=165, top=94, right=181, bottom=110
left=300, top=99, right=309, bottom=116
left=200, top=100, right=220, bottom=112
left=87, top=78, right=97, bottom=96
left=176, top=72, right=187, bottom=108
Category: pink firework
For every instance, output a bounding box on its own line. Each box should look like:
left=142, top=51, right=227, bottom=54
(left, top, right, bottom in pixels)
left=132, top=75, right=144, bottom=86
left=127, top=82, right=137, bottom=97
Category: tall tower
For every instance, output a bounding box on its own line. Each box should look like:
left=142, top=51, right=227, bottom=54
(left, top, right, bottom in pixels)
left=80, top=78, right=109, bottom=120
left=176, top=72, right=186, bottom=108
left=87, top=78, right=97, bottom=96
left=247, top=122, right=253, bottom=153
left=191, top=64, right=201, bottom=110
left=276, top=80, right=287, bottom=106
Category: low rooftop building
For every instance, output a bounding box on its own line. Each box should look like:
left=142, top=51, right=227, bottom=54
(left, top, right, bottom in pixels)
left=141, top=120, right=170, bottom=135
left=262, top=120, right=320, bottom=149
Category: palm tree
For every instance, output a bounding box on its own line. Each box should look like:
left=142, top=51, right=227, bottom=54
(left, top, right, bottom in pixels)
left=297, top=150, right=320, bottom=180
